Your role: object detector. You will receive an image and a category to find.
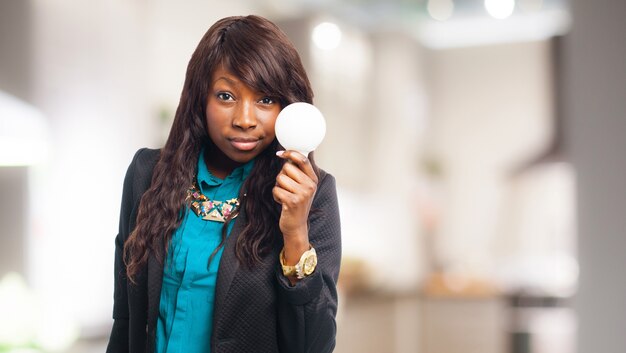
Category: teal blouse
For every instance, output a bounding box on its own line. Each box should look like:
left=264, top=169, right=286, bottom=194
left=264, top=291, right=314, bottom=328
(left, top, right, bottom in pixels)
left=155, top=149, right=253, bottom=353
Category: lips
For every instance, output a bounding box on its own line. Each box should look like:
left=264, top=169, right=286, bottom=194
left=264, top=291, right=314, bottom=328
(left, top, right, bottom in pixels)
left=228, top=137, right=261, bottom=152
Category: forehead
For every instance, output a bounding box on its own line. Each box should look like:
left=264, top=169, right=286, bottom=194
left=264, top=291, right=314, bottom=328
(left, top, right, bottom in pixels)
left=211, top=66, right=242, bottom=86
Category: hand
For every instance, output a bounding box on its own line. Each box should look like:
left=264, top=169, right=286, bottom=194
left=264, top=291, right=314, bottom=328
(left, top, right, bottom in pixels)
left=273, top=150, right=318, bottom=264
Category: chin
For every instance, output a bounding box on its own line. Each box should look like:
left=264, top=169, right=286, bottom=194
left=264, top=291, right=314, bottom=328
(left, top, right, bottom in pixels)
left=227, top=151, right=258, bottom=163
left=231, top=146, right=270, bottom=162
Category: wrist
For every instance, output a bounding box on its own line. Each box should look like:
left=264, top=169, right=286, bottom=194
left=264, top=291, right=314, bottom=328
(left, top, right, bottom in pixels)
left=282, top=237, right=310, bottom=265
left=281, top=224, right=308, bottom=240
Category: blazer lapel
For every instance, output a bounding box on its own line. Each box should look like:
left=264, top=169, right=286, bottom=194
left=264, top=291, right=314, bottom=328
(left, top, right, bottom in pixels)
left=212, top=210, right=246, bottom=326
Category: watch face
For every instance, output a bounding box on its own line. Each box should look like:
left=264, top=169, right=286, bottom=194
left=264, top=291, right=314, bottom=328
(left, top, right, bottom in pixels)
left=303, top=254, right=317, bottom=275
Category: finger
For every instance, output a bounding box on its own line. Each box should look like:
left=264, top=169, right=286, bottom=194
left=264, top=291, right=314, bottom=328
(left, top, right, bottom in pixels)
left=280, top=161, right=312, bottom=185
left=276, top=150, right=318, bottom=183
left=278, top=165, right=318, bottom=200
left=275, top=172, right=301, bottom=194
left=272, top=185, right=284, bottom=204
left=272, top=185, right=296, bottom=208
left=282, top=159, right=318, bottom=188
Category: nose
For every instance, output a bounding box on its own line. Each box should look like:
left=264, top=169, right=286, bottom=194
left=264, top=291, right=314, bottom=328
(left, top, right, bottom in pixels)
left=232, top=100, right=257, bottom=130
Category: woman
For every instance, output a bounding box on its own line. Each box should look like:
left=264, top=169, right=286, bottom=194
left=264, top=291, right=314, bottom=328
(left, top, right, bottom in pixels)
left=106, top=15, right=341, bottom=353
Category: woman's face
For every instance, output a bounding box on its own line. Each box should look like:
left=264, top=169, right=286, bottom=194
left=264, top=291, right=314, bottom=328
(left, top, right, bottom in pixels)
left=204, top=66, right=281, bottom=175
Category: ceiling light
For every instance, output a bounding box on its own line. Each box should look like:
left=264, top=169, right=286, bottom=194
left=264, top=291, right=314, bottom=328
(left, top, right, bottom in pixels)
left=428, top=0, right=455, bottom=21
left=485, top=0, right=516, bottom=19
left=312, top=22, right=342, bottom=51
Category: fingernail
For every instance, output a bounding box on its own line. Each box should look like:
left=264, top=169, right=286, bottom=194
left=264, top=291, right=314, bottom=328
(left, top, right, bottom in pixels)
left=276, top=150, right=285, bottom=157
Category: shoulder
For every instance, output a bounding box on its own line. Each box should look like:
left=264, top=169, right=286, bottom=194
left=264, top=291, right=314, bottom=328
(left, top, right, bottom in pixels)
left=129, top=148, right=160, bottom=179
left=125, top=148, right=161, bottom=201
left=316, top=168, right=334, bottom=189
left=132, top=147, right=161, bottom=171
left=313, top=168, right=338, bottom=204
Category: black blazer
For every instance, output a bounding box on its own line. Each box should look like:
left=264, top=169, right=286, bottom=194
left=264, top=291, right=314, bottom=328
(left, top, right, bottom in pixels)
left=106, top=148, right=341, bottom=353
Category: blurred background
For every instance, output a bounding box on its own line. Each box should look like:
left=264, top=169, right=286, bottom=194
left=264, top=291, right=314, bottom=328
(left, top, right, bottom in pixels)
left=1, top=0, right=625, bottom=352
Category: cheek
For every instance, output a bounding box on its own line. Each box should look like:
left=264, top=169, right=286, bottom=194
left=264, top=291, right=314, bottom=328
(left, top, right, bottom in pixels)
left=205, top=105, right=219, bottom=126
left=205, top=113, right=222, bottom=147
left=206, top=105, right=230, bottom=133
left=260, top=109, right=280, bottom=137
left=265, top=121, right=276, bottom=138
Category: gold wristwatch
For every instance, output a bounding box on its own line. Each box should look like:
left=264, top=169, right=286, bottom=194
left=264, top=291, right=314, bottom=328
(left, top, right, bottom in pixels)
left=280, top=246, right=317, bottom=279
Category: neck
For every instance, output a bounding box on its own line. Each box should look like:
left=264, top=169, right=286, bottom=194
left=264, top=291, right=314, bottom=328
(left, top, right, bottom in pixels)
left=204, top=144, right=241, bottom=179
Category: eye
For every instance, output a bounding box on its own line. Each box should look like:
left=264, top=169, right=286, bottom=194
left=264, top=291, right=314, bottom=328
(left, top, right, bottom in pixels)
left=217, top=92, right=234, bottom=101
left=259, top=97, right=275, bottom=105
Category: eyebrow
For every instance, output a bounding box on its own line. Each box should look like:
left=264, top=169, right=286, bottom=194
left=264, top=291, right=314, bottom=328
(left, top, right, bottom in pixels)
left=214, top=76, right=238, bottom=85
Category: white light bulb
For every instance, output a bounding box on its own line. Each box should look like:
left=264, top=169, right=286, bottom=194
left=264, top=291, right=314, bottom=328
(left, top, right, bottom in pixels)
left=485, top=0, right=516, bottom=19
left=275, top=102, right=326, bottom=157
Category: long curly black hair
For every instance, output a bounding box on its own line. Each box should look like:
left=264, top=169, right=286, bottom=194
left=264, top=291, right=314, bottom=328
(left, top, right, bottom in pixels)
left=124, top=15, right=315, bottom=283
